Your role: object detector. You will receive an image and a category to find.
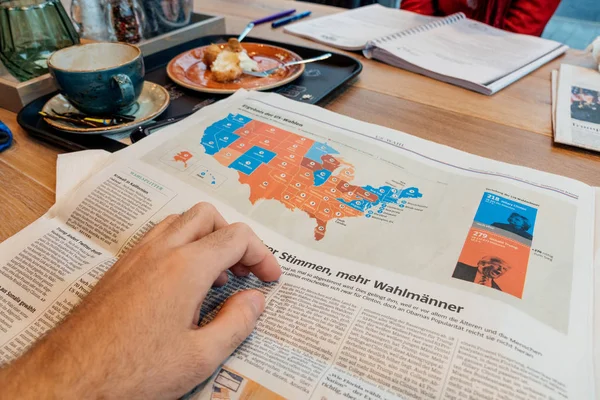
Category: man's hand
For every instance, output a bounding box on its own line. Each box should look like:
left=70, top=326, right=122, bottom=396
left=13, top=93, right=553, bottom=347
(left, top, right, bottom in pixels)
left=0, top=203, right=281, bottom=399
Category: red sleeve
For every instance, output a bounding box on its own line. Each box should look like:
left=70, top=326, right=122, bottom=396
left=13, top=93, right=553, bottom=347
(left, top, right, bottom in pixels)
left=502, top=0, right=561, bottom=36
left=400, top=0, right=436, bottom=15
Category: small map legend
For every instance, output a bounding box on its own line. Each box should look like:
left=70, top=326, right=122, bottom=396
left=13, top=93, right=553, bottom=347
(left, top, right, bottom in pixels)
left=192, top=165, right=227, bottom=189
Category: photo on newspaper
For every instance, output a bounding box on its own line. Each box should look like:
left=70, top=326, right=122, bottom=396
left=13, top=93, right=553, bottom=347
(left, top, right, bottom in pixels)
left=0, top=90, right=596, bottom=399
left=555, top=63, right=600, bottom=152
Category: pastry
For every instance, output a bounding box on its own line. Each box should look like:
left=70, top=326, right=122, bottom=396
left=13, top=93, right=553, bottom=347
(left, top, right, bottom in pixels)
left=203, top=44, right=221, bottom=67
left=211, top=50, right=243, bottom=82
left=203, top=40, right=260, bottom=83
left=227, top=38, right=244, bottom=53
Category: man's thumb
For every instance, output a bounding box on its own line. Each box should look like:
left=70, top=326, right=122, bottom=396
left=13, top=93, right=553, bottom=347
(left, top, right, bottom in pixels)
left=195, top=290, right=265, bottom=369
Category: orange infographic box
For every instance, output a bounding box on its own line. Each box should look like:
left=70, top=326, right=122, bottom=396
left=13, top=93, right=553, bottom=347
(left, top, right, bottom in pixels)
left=454, top=227, right=531, bottom=298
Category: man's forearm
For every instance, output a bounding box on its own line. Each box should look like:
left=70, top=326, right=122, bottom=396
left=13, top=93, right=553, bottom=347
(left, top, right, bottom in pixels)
left=0, top=302, right=123, bottom=399
left=0, top=334, right=87, bottom=398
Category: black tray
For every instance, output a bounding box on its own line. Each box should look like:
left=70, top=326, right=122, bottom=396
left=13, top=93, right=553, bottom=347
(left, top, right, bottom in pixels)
left=17, top=35, right=362, bottom=152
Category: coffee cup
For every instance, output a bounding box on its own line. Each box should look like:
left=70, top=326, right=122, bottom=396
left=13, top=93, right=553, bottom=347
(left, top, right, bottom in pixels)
left=48, top=42, right=145, bottom=115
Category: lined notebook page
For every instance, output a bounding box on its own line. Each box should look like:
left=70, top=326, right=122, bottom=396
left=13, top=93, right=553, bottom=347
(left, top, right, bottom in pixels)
left=284, top=4, right=436, bottom=51
left=373, top=18, right=564, bottom=85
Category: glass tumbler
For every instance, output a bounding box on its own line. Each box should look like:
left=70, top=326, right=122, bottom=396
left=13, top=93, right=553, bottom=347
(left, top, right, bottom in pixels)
left=0, top=0, right=80, bottom=81
left=107, top=0, right=145, bottom=43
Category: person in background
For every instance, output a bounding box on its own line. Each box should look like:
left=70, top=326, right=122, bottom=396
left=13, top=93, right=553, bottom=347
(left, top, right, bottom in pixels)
left=400, top=0, right=561, bottom=37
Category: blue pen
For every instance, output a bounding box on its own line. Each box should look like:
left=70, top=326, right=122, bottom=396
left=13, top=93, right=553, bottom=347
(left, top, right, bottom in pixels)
left=271, top=11, right=312, bottom=28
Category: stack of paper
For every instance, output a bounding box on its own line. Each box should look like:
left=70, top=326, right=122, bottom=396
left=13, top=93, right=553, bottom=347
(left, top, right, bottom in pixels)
left=552, top=64, right=600, bottom=152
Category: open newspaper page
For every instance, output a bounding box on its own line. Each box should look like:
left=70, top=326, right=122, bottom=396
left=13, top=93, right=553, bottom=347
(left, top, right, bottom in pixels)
left=556, top=64, right=600, bottom=152
left=0, top=90, right=596, bottom=399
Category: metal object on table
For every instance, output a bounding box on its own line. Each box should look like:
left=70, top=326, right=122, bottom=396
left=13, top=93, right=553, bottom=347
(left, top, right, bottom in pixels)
left=70, top=0, right=113, bottom=41
left=0, top=0, right=79, bottom=81
left=141, top=0, right=193, bottom=38
left=243, top=52, right=332, bottom=77
left=237, top=22, right=254, bottom=42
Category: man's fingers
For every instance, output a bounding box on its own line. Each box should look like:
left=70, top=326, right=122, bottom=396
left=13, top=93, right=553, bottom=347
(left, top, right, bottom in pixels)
left=194, top=290, right=265, bottom=369
left=137, top=214, right=179, bottom=246
left=162, top=203, right=228, bottom=248
left=230, top=264, right=250, bottom=277
left=178, top=222, right=281, bottom=294
left=213, top=272, right=229, bottom=287
left=96, top=214, right=180, bottom=285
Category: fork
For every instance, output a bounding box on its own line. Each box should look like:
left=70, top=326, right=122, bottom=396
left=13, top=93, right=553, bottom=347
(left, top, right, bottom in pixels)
left=243, top=53, right=332, bottom=78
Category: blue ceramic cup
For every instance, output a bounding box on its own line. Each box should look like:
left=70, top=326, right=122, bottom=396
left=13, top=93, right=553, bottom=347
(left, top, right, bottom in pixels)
left=48, top=42, right=144, bottom=115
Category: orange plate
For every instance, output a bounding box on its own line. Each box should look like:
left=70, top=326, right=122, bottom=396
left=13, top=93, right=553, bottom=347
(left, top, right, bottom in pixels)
left=166, top=43, right=305, bottom=94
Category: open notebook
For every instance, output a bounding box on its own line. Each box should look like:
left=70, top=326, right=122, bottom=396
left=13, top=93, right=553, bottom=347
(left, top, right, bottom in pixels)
left=285, top=4, right=568, bottom=95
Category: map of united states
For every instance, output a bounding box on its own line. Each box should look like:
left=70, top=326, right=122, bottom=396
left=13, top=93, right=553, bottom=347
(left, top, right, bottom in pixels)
left=201, top=114, right=423, bottom=240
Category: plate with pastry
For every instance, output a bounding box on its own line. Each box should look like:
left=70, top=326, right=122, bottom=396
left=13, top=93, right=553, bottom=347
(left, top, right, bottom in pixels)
left=166, top=39, right=305, bottom=94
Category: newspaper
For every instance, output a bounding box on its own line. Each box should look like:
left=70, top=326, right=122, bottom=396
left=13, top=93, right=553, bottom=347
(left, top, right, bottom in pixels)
left=0, top=90, right=597, bottom=399
left=555, top=64, right=600, bottom=153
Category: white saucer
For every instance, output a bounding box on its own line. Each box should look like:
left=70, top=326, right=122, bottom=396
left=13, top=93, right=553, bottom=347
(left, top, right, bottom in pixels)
left=42, top=81, right=170, bottom=135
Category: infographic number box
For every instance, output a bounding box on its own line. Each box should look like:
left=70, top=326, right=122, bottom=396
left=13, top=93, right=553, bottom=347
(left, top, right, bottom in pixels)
left=453, top=192, right=538, bottom=298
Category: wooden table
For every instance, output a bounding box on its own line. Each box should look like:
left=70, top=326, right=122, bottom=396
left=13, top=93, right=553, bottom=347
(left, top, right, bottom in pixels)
left=1, top=0, right=599, bottom=242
